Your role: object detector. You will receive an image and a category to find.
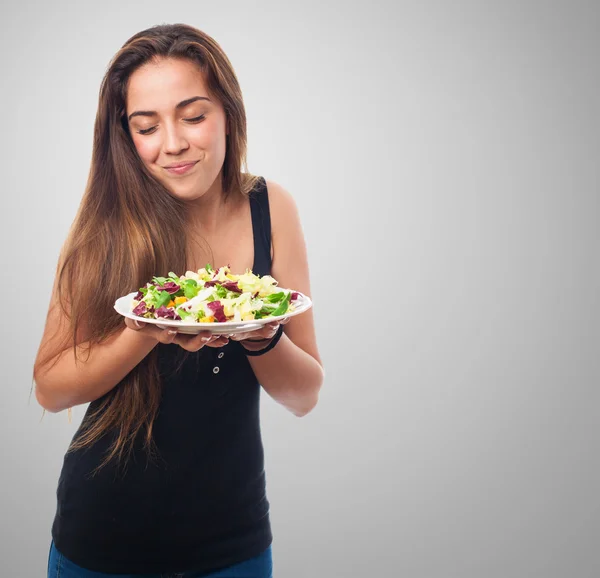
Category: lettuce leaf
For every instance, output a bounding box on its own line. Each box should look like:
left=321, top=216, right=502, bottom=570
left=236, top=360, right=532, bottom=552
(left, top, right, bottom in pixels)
left=264, top=291, right=287, bottom=304
left=155, top=290, right=172, bottom=309
left=183, top=279, right=200, bottom=299
left=271, top=292, right=292, bottom=316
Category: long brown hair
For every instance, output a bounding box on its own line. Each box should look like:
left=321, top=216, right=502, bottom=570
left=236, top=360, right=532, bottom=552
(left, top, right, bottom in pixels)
left=33, top=23, right=260, bottom=474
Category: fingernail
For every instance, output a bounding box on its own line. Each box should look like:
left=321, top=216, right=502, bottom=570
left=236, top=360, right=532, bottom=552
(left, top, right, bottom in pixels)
left=168, top=330, right=177, bottom=336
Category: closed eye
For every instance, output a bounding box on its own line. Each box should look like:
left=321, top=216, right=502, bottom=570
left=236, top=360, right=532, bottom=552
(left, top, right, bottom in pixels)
left=185, top=114, right=206, bottom=123
left=137, top=114, right=206, bottom=135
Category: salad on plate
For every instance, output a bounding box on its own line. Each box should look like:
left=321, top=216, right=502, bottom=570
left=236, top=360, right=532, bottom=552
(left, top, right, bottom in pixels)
left=128, top=264, right=302, bottom=324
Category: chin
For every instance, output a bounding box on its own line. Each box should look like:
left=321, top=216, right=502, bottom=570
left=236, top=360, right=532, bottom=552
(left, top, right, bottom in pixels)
left=165, top=187, right=206, bottom=201
left=165, top=180, right=210, bottom=201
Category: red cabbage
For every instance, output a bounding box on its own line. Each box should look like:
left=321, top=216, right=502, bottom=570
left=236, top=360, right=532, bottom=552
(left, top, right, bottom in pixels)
left=158, top=281, right=180, bottom=294
left=156, top=305, right=181, bottom=320
left=221, top=281, right=242, bottom=293
left=206, top=300, right=227, bottom=322
left=132, top=301, right=147, bottom=316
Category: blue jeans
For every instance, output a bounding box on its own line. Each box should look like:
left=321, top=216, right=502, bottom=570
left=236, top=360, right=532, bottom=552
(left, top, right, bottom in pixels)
left=47, top=541, right=273, bottom=578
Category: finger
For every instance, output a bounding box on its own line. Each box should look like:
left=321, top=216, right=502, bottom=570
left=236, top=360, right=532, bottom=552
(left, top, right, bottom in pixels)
left=231, top=328, right=264, bottom=341
left=248, top=323, right=277, bottom=339
left=125, top=317, right=177, bottom=344
left=156, top=328, right=179, bottom=345
left=172, top=331, right=214, bottom=351
left=235, top=324, right=278, bottom=342
left=262, top=322, right=280, bottom=338
left=124, top=317, right=145, bottom=331
left=205, top=335, right=230, bottom=348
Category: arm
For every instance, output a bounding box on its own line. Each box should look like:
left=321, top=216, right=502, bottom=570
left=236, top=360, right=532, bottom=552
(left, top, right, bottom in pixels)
left=32, top=271, right=183, bottom=413
left=36, top=314, right=230, bottom=413
left=34, top=326, right=158, bottom=414
left=243, top=179, right=324, bottom=417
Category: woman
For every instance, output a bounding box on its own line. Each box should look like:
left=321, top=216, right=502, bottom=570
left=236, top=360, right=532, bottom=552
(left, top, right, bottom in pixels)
left=33, top=23, right=323, bottom=578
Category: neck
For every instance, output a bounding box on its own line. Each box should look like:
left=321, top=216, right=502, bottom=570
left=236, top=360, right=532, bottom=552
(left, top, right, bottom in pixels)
left=185, top=174, right=238, bottom=234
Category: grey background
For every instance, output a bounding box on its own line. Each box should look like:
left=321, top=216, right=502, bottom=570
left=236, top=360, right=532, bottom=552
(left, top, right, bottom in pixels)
left=2, top=0, right=599, bottom=576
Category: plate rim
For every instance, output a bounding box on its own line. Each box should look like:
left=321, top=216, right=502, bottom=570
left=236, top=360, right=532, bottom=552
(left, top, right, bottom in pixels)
left=113, top=289, right=312, bottom=330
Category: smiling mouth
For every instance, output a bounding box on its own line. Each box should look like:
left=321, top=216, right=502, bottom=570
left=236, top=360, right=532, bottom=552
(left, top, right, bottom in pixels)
left=162, top=161, right=199, bottom=175
left=163, top=161, right=198, bottom=169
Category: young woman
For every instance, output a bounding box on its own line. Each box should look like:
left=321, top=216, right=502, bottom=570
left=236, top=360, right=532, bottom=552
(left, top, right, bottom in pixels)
left=33, top=23, right=323, bottom=578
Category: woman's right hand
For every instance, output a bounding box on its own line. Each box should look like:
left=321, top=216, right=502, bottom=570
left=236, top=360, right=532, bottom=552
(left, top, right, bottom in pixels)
left=124, top=317, right=230, bottom=351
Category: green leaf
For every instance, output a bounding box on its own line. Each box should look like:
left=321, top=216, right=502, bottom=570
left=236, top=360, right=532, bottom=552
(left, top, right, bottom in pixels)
left=168, top=271, right=179, bottom=280
left=156, top=290, right=171, bottom=309
left=265, top=291, right=287, bottom=303
left=183, top=283, right=199, bottom=299
left=152, top=276, right=168, bottom=285
left=271, top=292, right=291, bottom=316
left=215, top=285, right=228, bottom=299
left=258, top=304, right=278, bottom=316
left=205, top=263, right=214, bottom=274
left=177, top=308, right=192, bottom=320
left=144, top=285, right=160, bottom=307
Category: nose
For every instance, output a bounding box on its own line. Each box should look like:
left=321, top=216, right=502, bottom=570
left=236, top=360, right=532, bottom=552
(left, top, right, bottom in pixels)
left=162, top=122, right=189, bottom=155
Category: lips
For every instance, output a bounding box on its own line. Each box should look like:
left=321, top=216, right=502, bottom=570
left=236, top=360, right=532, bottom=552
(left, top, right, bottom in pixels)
left=164, top=161, right=197, bottom=169
left=163, top=161, right=198, bottom=175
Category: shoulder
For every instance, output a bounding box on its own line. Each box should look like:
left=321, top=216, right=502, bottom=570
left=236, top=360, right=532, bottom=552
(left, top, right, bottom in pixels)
left=264, top=177, right=297, bottom=212
left=263, top=178, right=300, bottom=236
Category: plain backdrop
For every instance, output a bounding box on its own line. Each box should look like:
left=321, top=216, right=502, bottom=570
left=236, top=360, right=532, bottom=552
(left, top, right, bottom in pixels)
left=2, top=1, right=599, bottom=576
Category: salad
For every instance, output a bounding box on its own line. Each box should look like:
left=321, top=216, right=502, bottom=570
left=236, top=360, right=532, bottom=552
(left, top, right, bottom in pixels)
left=130, top=264, right=301, bottom=323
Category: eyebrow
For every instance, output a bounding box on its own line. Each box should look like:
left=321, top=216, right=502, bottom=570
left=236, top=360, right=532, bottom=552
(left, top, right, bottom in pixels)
left=127, top=96, right=211, bottom=121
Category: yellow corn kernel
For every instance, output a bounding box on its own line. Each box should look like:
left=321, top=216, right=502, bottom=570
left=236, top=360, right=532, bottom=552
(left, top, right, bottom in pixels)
left=168, top=299, right=175, bottom=308
left=200, top=316, right=215, bottom=323
left=174, top=296, right=188, bottom=305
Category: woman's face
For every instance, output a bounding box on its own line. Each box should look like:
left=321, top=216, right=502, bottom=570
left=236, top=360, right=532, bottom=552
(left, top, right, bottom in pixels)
left=125, top=57, right=228, bottom=200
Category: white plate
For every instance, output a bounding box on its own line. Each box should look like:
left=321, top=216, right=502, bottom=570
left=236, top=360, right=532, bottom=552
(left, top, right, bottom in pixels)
left=113, top=290, right=312, bottom=335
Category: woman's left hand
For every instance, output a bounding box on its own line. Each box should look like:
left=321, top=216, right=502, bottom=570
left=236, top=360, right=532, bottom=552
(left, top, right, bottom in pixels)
left=228, top=318, right=289, bottom=348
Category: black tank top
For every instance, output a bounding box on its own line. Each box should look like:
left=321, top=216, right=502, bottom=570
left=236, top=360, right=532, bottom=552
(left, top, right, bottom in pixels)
left=51, top=177, right=274, bottom=574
